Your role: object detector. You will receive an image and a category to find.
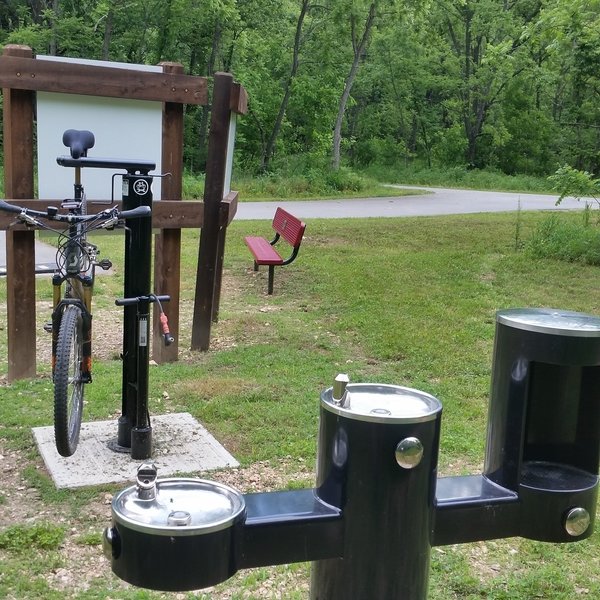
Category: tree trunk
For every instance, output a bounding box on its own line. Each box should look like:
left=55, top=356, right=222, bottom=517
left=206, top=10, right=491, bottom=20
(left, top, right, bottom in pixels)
left=102, top=6, right=114, bottom=60
left=260, top=0, right=310, bottom=173
left=197, top=23, right=222, bottom=172
left=49, top=0, right=59, bottom=55
left=331, top=2, right=377, bottom=170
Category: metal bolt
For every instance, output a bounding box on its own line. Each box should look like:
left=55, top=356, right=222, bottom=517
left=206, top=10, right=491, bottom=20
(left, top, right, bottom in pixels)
left=564, top=507, right=590, bottom=537
left=395, top=437, right=424, bottom=469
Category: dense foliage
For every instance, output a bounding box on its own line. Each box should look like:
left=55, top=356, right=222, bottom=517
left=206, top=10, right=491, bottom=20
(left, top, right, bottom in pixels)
left=1, top=0, right=599, bottom=177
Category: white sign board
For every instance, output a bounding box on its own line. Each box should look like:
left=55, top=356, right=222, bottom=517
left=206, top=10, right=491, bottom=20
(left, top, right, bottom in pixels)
left=36, top=56, right=163, bottom=202
left=223, top=113, right=237, bottom=196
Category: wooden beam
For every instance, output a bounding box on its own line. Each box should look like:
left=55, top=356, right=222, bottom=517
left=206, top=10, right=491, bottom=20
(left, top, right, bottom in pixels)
left=0, top=200, right=205, bottom=230
left=2, top=45, right=36, bottom=381
left=0, top=54, right=208, bottom=105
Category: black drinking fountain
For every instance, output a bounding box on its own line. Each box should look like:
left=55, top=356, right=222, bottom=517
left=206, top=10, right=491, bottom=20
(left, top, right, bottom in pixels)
left=103, top=308, right=600, bottom=598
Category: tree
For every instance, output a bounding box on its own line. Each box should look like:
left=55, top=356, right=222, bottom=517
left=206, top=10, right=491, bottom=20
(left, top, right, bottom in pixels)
left=260, top=0, right=310, bottom=172
left=2, top=0, right=600, bottom=176
left=530, top=0, right=600, bottom=173
left=435, top=0, right=543, bottom=168
left=331, top=0, right=378, bottom=170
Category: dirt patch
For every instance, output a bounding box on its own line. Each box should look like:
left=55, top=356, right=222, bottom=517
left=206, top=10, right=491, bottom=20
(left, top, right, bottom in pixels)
left=0, top=435, right=314, bottom=598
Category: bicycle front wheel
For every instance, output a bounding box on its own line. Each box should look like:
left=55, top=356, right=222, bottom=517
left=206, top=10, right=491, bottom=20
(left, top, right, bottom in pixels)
left=54, top=305, right=85, bottom=457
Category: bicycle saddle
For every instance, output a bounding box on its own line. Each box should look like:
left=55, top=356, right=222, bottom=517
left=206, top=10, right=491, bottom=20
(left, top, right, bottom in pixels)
left=62, top=129, right=95, bottom=159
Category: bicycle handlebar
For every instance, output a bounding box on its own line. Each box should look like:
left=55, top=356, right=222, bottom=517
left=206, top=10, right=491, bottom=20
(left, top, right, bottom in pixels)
left=0, top=199, right=151, bottom=225
left=0, top=199, right=23, bottom=215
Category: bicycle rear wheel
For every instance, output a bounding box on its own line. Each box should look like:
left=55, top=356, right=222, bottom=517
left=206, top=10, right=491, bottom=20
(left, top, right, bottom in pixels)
left=54, top=305, right=85, bottom=457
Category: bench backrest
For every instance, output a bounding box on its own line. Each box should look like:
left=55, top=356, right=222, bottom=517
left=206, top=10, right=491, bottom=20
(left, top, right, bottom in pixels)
left=273, top=207, right=306, bottom=248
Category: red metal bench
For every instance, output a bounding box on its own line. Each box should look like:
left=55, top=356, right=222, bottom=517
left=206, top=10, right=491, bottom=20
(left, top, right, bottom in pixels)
left=244, top=207, right=306, bottom=294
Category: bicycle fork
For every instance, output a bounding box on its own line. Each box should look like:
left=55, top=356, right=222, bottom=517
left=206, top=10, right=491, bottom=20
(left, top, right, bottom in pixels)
left=50, top=274, right=93, bottom=383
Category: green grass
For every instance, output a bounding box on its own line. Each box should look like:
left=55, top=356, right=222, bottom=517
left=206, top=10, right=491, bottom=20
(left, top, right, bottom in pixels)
left=2, top=210, right=600, bottom=597
left=182, top=168, right=416, bottom=201
left=0, top=523, right=65, bottom=552
left=526, top=209, right=600, bottom=265
left=363, top=163, right=555, bottom=193
left=185, top=163, right=557, bottom=201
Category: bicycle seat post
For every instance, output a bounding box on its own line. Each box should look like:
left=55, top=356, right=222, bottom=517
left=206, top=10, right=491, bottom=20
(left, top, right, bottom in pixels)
left=61, top=129, right=95, bottom=205
left=74, top=165, right=83, bottom=202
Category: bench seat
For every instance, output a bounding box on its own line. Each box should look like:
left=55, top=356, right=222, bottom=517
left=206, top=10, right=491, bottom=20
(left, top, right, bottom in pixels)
left=244, top=236, right=284, bottom=265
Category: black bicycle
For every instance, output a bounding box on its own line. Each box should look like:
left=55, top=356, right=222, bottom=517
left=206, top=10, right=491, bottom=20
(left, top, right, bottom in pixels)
left=0, top=129, right=161, bottom=457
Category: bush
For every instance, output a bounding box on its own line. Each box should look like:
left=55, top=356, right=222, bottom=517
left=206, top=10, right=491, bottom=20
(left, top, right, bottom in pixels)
left=526, top=213, right=600, bottom=265
left=182, top=172, right=205, bottom=199
left=324, top=167, right=365, bottom=192
left=230, top=154, right=372, bottom=199
left=548, top=164, right=600, bottom=207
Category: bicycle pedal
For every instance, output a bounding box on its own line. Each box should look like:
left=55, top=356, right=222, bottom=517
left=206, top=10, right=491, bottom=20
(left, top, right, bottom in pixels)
left=43, top=322, right=53, bottom=333
left=98, top=259, right=112, bottom=270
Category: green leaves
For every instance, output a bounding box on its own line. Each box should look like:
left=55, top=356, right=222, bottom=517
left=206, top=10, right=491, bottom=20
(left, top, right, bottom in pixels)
left=0, top=523, right=66, bottom=552
left=549, top=165, right=600, bottom=205
left=1, top=0, right=599, bottom=175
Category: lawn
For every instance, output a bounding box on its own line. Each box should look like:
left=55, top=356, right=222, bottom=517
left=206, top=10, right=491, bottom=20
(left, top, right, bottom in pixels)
left=1, top=210, right=600, bottom=598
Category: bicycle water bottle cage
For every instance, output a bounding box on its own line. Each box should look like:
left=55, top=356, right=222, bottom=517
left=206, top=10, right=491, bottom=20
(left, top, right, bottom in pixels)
left=63, top=129, right=95, bottom=159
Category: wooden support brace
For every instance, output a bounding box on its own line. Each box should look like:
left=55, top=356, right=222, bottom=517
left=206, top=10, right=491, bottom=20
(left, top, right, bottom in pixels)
left=191, top=73, right=234, bottom=351
left=153, top=62, right=185, bottom=363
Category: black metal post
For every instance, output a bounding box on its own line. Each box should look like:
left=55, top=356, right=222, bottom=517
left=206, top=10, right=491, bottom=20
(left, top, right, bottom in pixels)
left=310, top=380, right=443, bottom=600
left=118, top=173, right=153, bottom=458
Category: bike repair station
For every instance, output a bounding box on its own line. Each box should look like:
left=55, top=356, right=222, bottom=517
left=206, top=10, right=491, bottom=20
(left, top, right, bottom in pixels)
left=0, top=46, right=246, bottom=470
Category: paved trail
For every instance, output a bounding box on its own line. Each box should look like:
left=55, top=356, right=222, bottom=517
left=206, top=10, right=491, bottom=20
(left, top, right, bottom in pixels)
left=235, top=185, right=584, bottom=220
left=0, top=186, right=588, bottom=269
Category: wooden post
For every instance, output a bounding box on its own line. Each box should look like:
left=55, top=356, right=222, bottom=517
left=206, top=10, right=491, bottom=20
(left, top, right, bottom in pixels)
left=191, top=73, right=234, bottom=350
left=212, top=83, right=247, bottom=324
left=2, top=45, right=36, bottom=381
left=153, top=62, right=184, bottom=363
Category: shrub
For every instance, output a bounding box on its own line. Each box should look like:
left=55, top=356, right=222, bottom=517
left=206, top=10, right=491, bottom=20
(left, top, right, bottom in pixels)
left=549, top=165, right=600, bottom=207
left=526, top=213, right=600, bottom=266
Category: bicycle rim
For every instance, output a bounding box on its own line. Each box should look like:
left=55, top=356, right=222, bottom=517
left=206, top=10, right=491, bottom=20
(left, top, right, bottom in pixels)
left=54, top=305, right=85, bottom=457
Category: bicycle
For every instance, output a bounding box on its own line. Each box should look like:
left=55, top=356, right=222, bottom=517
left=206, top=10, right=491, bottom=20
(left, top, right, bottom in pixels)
left=0, top=129, right=161, bottom=457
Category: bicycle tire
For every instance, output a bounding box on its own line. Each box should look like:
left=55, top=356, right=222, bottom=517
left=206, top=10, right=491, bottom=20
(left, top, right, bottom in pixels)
left=54, top=305, right=85, bottom=457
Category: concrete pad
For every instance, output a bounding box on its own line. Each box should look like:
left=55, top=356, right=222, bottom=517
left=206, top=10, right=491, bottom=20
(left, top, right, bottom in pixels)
left=32, top=412, right=239, bottom=489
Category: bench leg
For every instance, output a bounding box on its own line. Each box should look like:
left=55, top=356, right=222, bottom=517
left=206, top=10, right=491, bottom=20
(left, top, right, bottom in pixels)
left=254, top=261, right=259, bottom=272
left=268, top=265, right=275, bottom=295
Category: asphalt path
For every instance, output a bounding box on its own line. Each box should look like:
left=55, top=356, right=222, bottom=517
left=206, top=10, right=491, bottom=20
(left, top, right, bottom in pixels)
left=0, top=186, right=589, bottom=270
left=235, top=185, right=585, bottom=220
